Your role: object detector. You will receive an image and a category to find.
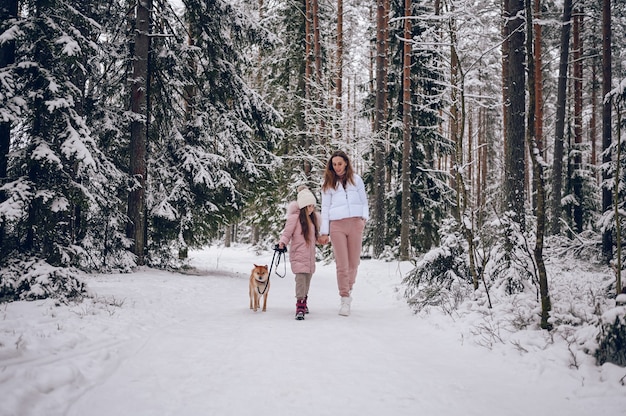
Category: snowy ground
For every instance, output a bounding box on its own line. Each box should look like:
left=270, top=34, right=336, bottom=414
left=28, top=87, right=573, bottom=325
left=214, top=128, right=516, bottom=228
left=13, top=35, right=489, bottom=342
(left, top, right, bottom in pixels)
left=1, top=244, right=625, bottom=416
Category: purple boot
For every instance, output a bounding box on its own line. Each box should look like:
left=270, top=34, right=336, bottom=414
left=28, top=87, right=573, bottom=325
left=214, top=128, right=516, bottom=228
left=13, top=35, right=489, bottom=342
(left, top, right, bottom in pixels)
left=295, top=298, right=306, bottom=320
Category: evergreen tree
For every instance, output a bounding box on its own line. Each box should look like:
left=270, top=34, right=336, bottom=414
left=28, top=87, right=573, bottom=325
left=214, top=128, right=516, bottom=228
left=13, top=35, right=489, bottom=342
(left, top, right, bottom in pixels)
left=365, top=0, right=451, bottom=256
left=503, top=0, right=526, bottom=229
left=143, top=0, right=282, bottom=262
left=0, top=0, right=125, bottom=269
left=0, top=0, right=283, bottom=296
left=0, top=0, right=18, bottom=252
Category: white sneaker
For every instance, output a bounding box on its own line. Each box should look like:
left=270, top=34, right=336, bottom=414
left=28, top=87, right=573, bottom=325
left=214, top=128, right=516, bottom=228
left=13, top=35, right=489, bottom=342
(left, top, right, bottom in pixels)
left=339, top=296, right=352, bottom=316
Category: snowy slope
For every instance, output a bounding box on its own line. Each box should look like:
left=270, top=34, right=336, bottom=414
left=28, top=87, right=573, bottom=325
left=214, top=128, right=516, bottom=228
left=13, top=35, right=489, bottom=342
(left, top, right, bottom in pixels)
left=0, top=244, right=625, bottom=416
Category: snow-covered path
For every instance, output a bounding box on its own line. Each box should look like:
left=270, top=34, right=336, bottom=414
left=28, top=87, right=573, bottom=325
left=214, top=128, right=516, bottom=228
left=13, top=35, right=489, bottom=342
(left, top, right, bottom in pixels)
left=1, top=245, right=625, bottom=416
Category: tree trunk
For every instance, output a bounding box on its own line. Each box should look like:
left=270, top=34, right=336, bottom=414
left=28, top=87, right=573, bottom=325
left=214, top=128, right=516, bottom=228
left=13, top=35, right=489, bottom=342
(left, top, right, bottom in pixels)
left=305, top=0, right=312, bottom=103
left=501, top=0, right=509, bottom=162
left=549, top=0, right=572, bottom=235
left=372, top=0, right=387, bottom=258
left=525, top=0, right=551, bottom=330
left=126, top=0, right=151, bottom=265
left=368, top=4, right=374, bottom=134
left=615, top=108, right=622, bottom=295
left=450, top=18, right=460, bottom=217
left=468, top=108, right=473, bottom=205
left=448, top=14, right=480, bottom=290
left=383, top=0, right=391, bottom=195
left=477, top=107, right=487, bottom=223
left=601, top=0, right=612, bottom=262
left=252, top=225, right=259, bottom=246
left=224, top=224, right=231, bottom=248
left=312, top=0, right=322, bottom=87
left=301, top=0, right=312, bottom=176
left=441, top=4, right=478, bottom=289
left=591, top=52, right=598, bottom=183
left=336, top=0, right=343, bottom=114
left=504, top=0, right=526, bottom=229
left=572, top=7, right=583, bottom=232
left=531, top=0, right=543, bottom=211
left=311, top=0, right=324, bottom=142
left=0, top=0, right=17, bottom=180
left=533, top=0, right=543, bottom=155
left=399, top=0, right=411, bottom=260
left=0, top=0, right=18, bottom=254
left=476, top=107, right=482, bottom=212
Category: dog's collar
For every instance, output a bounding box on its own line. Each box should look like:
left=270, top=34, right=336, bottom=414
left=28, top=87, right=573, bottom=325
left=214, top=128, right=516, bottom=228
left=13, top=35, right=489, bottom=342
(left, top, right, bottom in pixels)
left=256, top=278, right=270, bottom=295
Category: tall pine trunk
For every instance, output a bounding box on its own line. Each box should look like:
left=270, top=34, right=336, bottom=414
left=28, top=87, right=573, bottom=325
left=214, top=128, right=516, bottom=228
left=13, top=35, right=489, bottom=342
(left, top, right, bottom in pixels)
left=450, top=14, right=460, bottom=219
left=615, top=109, right=623, bottom=295
left=572, top=7, right=583, bottom=232
left=501, top=1, right=509, bottom=170
left=0, top=0, right=16, bottom=181
left=0, top=0, right=18, bottom=254
left=529, top=0, right=543, bottom=212
left=303, top=0, right=313, bottom=177
left=591, top=51, right=598, bottom=183
left=601, top=0, right=612, bottom=262
left=550, top=0, right=572, bottom=235
left=526, top=0, right=551, bottom=330
left=372, top=0, right=387, bottom=258
left=477, top=107, right=487, bottom=222
left=336, top=0, right=343, bottom=114
left=312, top=0, right=322, bottom=90
left=504, top=0, right=526, bottom=228
left=311, top=0, right=324, bottom=143
left=399, top=0, right=411, bottom=260
left=533, top=0, right=543, bottom=157
left=305, top=0, right=312, bottom=105
left=127, top=0, right=151, bottom=265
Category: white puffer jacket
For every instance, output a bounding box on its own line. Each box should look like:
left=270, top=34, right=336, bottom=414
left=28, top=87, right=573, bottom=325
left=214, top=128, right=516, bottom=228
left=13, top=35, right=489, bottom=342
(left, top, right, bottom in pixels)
left=320, top=174, right=369, bottom=235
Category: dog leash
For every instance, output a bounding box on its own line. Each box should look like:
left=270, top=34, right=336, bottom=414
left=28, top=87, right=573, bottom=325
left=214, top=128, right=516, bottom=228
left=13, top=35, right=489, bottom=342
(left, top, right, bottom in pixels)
left=269, top=244, right=287, bottom=279
left=257, top=279, right=270, bottom=295
left=256, top=245, right=286, bottom=296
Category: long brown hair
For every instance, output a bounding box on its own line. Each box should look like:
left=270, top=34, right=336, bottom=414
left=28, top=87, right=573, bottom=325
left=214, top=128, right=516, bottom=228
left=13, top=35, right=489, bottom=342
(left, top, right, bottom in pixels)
left=322, top=150, right=355, bottom=191
left=299, top=208, right=319, bottom=244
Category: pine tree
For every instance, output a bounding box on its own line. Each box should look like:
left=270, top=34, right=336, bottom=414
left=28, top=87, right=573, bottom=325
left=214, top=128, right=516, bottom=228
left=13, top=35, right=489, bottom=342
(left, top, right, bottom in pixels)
left=0, top=0, right=124, bottom=267
left=380, top=0, right=452, bottom=255
left=601, top=0, right=612, bottom=261
left=503, top=0, right=526, bottom=229
left=0, top=0, right=18, bottom=252
left=144, top=0, right=282, bottom=260
left=550, top=0, right=572, bottom=235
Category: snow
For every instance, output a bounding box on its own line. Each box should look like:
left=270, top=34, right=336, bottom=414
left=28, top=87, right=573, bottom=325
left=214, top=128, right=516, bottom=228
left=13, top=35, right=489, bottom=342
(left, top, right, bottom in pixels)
left=31, top=142, right=62, bottom=167
left=1, top=244, right=625, bottom=416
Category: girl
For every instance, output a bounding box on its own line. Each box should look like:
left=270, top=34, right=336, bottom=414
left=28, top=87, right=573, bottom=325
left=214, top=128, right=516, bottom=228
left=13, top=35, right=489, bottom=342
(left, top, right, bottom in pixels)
left=278, top=186, right=322, bottom=320
left=318, top=150, right=369, bottom=316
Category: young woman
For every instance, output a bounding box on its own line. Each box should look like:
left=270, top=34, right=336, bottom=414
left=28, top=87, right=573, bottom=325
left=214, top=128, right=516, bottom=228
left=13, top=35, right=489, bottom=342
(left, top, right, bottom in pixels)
left=278, top=186, right=322, bottom=320
left=318, top=150, right=369, bottom=316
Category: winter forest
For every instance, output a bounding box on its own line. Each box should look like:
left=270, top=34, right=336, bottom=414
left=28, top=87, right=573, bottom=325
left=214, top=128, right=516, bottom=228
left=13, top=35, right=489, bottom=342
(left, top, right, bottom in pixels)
left=1, top=0, right=626, bottom=366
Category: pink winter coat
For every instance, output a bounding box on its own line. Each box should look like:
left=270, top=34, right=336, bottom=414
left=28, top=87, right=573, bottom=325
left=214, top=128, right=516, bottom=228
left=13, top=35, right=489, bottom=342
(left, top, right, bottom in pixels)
left=279, top=201, right=320, bottom=274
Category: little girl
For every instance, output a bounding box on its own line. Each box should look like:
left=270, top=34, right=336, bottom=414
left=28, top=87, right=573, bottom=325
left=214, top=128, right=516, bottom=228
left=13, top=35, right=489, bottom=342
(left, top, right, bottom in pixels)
left=278, top=186, right=322, bottom=320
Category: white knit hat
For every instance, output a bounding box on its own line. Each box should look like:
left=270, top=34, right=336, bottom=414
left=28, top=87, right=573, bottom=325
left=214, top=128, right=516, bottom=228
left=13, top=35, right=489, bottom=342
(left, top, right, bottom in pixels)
left=297, top=187, right=316, bottom=209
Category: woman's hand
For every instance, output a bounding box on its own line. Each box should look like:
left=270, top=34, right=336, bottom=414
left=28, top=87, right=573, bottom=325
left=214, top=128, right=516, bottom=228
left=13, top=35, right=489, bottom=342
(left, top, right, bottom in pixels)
left=317, top=235, right=330, bottom=245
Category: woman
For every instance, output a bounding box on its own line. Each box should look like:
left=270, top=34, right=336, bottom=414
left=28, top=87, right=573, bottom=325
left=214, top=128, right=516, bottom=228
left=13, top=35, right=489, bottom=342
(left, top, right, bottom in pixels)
left=318, top=150, right=369, bottom=316
left=278, top=186, right=322, bottom=320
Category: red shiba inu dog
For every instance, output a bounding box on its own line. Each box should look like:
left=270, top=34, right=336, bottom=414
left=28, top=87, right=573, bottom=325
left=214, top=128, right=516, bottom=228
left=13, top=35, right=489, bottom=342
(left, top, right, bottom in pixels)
left=249, top=264, right=270, bottom=312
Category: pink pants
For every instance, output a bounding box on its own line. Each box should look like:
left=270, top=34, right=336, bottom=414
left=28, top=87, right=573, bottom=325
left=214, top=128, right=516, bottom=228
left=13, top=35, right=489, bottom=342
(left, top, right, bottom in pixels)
left=330, top=217, right=365, bottom=297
